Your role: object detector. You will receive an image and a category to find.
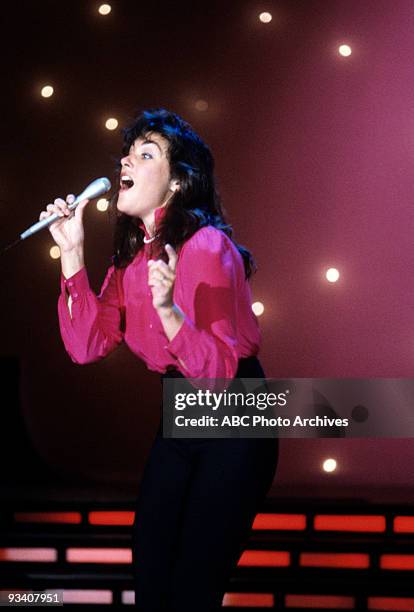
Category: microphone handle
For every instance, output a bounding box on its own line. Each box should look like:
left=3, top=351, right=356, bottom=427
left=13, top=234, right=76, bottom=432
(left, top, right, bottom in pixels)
left=20, top=194, right=84, bottom=241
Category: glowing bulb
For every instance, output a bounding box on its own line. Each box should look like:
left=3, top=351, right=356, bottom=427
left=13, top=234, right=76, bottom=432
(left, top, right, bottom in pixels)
left=98, top=4, right=111, bottom=15
left=97, top=198, right=109, bottom=212
left=105, top=118, right=118, bottom=130
left=338, top=44, right=352, bottom=57
left=195, top=99, right=208, bottom=111
left=41, top=85, right=54, bottom=98
left=252, top=302, right=264, bottom=316
left=323, top=458, right=337, bottom=473
left=49, top=246, right=60, bottom=260
left=326, top=268, right=340, bottom=283
left=259, top=12, right=272, bottom=23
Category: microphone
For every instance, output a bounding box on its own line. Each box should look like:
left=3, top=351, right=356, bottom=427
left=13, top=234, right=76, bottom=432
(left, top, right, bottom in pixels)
left=19, top=177, right=112, bottom=241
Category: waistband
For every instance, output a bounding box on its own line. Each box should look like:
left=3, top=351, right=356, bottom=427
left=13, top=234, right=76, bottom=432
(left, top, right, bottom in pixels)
left=161, top=355, right=265, bottom=380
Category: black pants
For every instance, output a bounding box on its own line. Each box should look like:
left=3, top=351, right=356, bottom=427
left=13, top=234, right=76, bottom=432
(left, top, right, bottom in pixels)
left=132, top=356, right=278, bottom=611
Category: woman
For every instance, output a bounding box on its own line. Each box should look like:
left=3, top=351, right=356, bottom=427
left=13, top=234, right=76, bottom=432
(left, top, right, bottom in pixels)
left=40, top=109, right=278, bottom=611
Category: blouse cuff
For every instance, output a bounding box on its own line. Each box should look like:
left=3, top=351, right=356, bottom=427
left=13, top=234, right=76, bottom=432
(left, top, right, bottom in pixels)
left=60, top=267, right=90, bottom=304
left=164, top=315, right=197, bottom=364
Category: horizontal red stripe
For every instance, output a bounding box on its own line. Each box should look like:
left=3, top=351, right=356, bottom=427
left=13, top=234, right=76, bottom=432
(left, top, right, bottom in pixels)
left=286, top=594, right=355, bottom=609
left=314, top=515, right=385, bottom=533
left=393, top=516, right=414, bottom=534
left=368, top=596, right=414, bottom=610
left=380, top=554, right=414, bottom=570
left=88, top=511, right=135, bottom=526
left=63, top=590, right=112, bottom=604
left=223, top=592, right=274, bottom=607
left=300, top=552, right=370, bottom=569
left=14, top=512, right=82, bottom=524
left=238, top=550, right=290, bottom=567
left=253, top=513, right=306, bottom=531
left=0, top=548, right=57, bottom=562
left=66, top=548, right=132, bottom=564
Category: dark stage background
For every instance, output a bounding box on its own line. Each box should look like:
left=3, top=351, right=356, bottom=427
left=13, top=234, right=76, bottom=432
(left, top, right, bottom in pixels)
left=1, top=0, right=414, bottom=501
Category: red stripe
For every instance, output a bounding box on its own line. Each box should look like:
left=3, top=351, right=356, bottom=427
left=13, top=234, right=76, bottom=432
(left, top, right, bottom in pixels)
left=286, top=594, right=355, bottom=609
left=314, top=515, right=385, bottom=533
left=238, top=550, right=290, bottom=567
left=253, top=513, right=306, bottom=530
left=380, top=554, right=414, bottom=570
left=300, top=552, right=370, bottom=569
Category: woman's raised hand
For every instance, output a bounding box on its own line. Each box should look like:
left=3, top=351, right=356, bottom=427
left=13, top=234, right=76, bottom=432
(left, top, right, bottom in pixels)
left=38, top=194, right=89, bottom=253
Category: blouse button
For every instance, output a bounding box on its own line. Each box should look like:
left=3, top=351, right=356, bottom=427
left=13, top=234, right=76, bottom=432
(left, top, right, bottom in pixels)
left=149, top=323, right=153, bottom=329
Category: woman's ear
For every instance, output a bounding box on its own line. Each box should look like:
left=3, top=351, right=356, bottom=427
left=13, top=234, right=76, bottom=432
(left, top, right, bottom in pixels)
left=170, top=180, right=180, bottom=192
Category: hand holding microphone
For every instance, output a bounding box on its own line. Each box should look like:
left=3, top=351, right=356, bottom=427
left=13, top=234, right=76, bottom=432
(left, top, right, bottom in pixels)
left=35, top=177, right=111, bottom=253
left=1, top=177, right=111, bottom=256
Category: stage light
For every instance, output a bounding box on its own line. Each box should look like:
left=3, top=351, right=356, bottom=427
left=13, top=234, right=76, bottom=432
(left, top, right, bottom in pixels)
left=49, top=246, right=60, bottom=260
left=41, top=85, right=54, bottom=98
left=98, top=4, right=111, bottom=15
left=252, top=302, right=264, bottom=316
left=96, top=198, right=109, bottom=212
left=195, top=99, right=208, bottom=111
left=105, top=118, right=118, bottom=130
left=259, top=12, right=272, bottom=23
left=338, top=44, right=352, bottom=57
left=323, top=458, right=337, bottom=473
left=326, top=268, right=340, bottom=283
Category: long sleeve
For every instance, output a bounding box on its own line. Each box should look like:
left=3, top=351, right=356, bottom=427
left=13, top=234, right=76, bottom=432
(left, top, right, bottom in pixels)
left=58, top=265, right=124, bottom=364
left=164, top=227, right=241, bottom=380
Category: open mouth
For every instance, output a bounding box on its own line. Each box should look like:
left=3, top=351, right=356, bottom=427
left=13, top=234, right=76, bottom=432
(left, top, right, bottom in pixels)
left=120, top=176, right=135, bottom=191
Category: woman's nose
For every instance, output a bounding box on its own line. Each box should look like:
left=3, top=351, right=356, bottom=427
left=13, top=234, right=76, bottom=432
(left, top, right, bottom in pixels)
left=121, top=155, right=132, bottom=168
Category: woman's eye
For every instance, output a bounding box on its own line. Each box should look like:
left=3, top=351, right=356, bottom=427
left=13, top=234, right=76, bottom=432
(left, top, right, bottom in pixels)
left=142, top=152, right=153, bottom=160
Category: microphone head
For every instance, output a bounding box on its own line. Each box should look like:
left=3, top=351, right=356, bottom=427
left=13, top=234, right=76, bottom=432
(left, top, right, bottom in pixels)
left=79, top=177, right=112, bottom=201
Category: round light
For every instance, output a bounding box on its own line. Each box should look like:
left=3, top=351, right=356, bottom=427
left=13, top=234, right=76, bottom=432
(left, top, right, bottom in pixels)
left=97, top=198, right=109, bottom=212
left=338, top=44, right=352, bottom=57
left=259, top=12, right=272, bottom=23
left=195, top=99, right=208, bottom=112
left=252, top=301, right=264, bottom=316
left=326, top=268, right=340, bottom=283
left=105, top=118, right=118, bottom=130
left=323, top=458, right=337, bottom=473
left=41, top=85, right=54, bottom=98
left=49, top=246, right=60, bottom=260
left=98, top=4, right=111, bottom=15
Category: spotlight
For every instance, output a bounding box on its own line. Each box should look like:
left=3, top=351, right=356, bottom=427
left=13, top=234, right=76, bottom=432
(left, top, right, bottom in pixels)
left=252, top=302, right=264, bottom=316
left=323, top=458, right=337, bottom=473
left=49, top=246, right=60, bottom=260
left=195, top=99, right=208, bottom=111
left=41, top=85, right=54, bottom=98
left=97, top=198, right=109, bottom=212
left=98, top=4, right=111, bottom=15
left=105, top=118, right=118, bottom=130
left=326, top=268, right=340, bottom=283
left=259, top=12, right=272, bottom=23
left=338, top=44, right=352, bottom=57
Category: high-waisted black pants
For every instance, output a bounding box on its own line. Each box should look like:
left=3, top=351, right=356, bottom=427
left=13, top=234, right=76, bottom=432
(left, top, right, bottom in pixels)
left=132, top=356, right=278, bottom=611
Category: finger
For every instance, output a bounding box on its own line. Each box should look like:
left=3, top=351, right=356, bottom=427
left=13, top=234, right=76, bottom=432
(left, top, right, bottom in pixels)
left=39, top=210, right=54, bottom=221
left=46, top=203, right=64, bottom=218
left=165, top=244, right=178, bottom=271
left=54, top=198, right=69, bottom=217
left=150, top=270, right=171, bottom=284
left=74, top=198, right=89, bottom=220
left=148, top=259, right=175, bottom=280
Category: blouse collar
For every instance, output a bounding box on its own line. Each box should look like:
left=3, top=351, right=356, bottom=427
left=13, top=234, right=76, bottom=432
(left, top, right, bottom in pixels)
left=138, top=205, right=168, bottom=240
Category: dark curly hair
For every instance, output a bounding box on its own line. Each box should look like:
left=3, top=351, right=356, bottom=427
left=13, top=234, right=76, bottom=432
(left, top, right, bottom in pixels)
left=110, top=108, right=256, bottom=279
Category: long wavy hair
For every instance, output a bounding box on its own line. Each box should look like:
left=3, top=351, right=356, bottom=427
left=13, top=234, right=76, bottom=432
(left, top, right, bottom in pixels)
left=110, top=108, right=256, bottom=279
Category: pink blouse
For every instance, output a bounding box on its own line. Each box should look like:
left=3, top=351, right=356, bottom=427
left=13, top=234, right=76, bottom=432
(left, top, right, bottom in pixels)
left=57, top=206, right=261, bottom=380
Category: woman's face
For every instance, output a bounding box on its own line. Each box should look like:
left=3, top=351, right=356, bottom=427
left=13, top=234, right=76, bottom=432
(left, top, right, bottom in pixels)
left=117, top=131, right=174, bottom=218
